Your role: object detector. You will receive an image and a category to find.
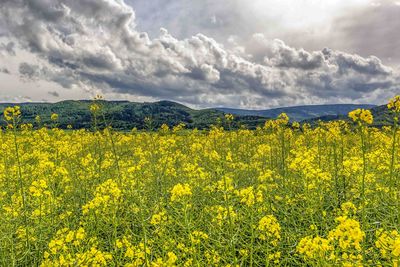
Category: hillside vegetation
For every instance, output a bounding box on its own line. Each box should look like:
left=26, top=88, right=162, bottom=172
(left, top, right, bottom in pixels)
left=0, top=100, right=266, bottom=130
left=0, top=100, right=390, bottom=130
left=303, top=104, right=397, bottom=127
left=218, top=104, right=376, bottom=122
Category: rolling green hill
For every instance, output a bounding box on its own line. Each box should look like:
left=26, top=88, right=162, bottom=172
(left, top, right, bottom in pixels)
left=0, top=100, right=267, bottom=130
left=1, top=100, right=391, bottom=130
left=218, top=104, right=376, bottom=122
left=302, top=104, right=398, bottom=127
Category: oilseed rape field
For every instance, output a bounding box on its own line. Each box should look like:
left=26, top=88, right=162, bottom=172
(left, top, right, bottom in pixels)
left=1, top=96, right=400, bottom=267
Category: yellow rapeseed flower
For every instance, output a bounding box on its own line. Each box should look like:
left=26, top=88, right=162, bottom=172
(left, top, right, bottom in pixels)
left=348, top=109, right=373, bottom=125
left=170, top=183, right=192, bottom=202
left=258, top=215, right=281, bottom=246
left=3, top=106, right=21, bottom=121
left=50, top=113, right=59, bottom=121
left=388, top=95, right=400, bottom=113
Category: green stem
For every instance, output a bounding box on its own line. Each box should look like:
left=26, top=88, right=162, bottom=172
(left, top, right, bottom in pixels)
left=249, top=208, right=255, bottom=267
left=389, top=118, right=398, bottom=190
left=360, top=125, right=367, bottom=265
left=12, top=119, right=30, bottom=248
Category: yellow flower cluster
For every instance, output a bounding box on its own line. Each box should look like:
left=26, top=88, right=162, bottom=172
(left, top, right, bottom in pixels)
left=115, top=236, right=150, bottom=265
left=170, top=183, right=192, bottom=202
left=206, top=205, right=237, bottom=226
left=235, top=186, right=263, bottom=206
left=376, top=229, right=400, bottom=260
left=388, top=95, right=400, bottom=113
left=1, top=95, right=400, bottom=266
left=151, top=251, right=178, bottom=267
left=328, top=216, right=365, bottom=251
left=297, top=235, right=333, bottom=260
left=82, top=179, right=122, bottom=215
left=90, top=103, right=101, bottom=113
left=29, top=179, right=51, bottom=197
left=50, top=113, right=59, bottom=121
left=341, top=201, right=357, bottom=216
left=47, top=228, right=86, bottom=254
left=3, top=106, right=21, bottom=121
left=150, top=210, right=168, bottom=226
left=348, top=109, right=373, bottom=125
left=224, top=113, right=234, bottom=121
left=298, top=215, right=365, bottom=265
left=42, top=227, right=112, bottom=266
left=190, top=230, right=209, bottom=245
left=277, top=112, right=290, bottom=125
left=257, top=215, right=281, bottom=246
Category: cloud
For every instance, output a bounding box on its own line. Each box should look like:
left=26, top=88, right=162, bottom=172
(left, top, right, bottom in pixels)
left=48, top=91, right=60, bottom=97
left=331, top=0, right=400, bottom=65
left=129, top=0, right=398, bottom=65
left=19, top=62, right=42, bottom=80
left=0, top=41, right=15, bottom=56
left=0, top=0, right=399, bottom=108
left=0, top=94, right=32, bottom=102
left=0, top=67, right=10, bottom=74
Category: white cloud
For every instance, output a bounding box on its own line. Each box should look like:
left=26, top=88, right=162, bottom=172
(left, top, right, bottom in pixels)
left=0, top=0, right=398, bottom=108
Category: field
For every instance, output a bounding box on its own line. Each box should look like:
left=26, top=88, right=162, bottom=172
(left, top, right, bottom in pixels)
left=1, top=97, right=400, bottom=266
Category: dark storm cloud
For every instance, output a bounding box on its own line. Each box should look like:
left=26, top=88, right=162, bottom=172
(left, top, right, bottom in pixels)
left=1, top=0, right=399, bottom=108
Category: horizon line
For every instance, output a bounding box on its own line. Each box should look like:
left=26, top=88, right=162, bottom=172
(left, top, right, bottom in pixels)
left=0, top=99, right=378, bottom=111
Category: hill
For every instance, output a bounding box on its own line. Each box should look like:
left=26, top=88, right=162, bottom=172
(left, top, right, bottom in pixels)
left=0, top=100, right=267, bottom=130
left=302, top=104, right=398, bottom=126
left=217, top=104, right=376, bottom=122
left=1, top=100, right=388, bottom=130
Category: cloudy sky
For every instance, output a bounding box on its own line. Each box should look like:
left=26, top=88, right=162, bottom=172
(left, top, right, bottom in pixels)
left=0, top=0, right=399, bottom=108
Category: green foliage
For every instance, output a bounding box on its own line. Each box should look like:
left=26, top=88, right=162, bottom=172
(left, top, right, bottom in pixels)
left=0, top=100, right=267, bottom=130
left=218, top=104, right=376, bottom=122
left=303, top=105, right=397, bottom=127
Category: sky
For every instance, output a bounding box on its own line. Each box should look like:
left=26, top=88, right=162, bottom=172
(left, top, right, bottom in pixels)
left=0, top=0, right=399, bottom=108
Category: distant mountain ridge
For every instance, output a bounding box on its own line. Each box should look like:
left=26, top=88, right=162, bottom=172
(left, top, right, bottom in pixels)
left=217, top=104, right=377, bottom=122
left=0, top=100, right=381, bottom=130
